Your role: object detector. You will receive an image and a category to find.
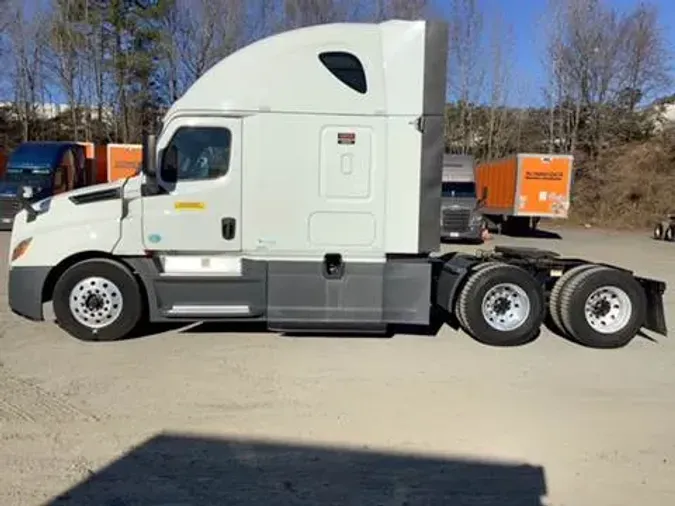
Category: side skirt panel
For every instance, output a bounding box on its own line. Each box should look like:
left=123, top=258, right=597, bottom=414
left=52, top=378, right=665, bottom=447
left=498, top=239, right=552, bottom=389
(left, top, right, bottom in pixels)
left=124, top=257, right=267, bottom=322
left=124, top=256, right=433, bottom=330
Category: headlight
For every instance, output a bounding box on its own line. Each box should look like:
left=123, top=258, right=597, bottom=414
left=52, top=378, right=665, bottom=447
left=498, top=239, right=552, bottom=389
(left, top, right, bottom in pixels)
left=11, top=238, right=32, bottom=262
left=35, top=198, right=52, bottom=213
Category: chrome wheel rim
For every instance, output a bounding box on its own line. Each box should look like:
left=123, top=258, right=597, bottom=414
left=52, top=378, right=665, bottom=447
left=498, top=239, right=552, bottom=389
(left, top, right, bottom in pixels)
left=584, top=286, right=632, bottom=334
left=481, top=283, right=531, bottom=331
left=69, top=276, right=124, bottom=329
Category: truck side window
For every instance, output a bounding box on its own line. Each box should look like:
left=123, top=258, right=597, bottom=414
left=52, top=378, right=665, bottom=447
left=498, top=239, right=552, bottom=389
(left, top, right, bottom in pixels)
left=161, top=126, right=231, bottom=182
left=318, top=51, right=367, bottom=94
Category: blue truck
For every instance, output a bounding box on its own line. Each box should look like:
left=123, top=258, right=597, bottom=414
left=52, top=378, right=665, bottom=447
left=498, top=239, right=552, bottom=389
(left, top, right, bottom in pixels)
left=0, top=141, right=88, bottom=230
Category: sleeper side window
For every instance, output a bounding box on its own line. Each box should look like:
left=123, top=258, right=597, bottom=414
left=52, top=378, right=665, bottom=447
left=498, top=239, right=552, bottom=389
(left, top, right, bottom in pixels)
left=319, top=51, right=368, bottom=94
left=160, top=126, right=232, bottom=183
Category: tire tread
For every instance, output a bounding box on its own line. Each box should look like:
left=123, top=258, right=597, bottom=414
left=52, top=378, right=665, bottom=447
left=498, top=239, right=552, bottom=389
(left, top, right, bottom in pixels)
left=549, top=264, right=600, bottom=337
left=52, top=258, right=143, bottom=342
left=456, top=262, right=544, bottom=346
left=559, top=266, right=646, bottom=348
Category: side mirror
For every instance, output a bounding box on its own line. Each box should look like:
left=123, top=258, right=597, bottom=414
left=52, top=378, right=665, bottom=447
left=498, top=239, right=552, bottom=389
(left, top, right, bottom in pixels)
left=142, top=133, right=157, bottom=178
left=163, top=145, right=179, bottom=184
left=20, top=185, right=33, bottom=199
left=16, top=185, right=37, bottom=221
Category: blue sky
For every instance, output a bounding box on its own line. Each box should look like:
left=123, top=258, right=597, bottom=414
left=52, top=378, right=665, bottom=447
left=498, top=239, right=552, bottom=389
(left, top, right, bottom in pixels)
left=453, top=0, right=675, bottom=106
left=4, top=0, right=674, bottom=107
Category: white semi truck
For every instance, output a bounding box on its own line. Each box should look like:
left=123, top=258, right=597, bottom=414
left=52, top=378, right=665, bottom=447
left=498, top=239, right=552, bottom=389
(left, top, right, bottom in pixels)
left=6, top=20, right=668, bottom=348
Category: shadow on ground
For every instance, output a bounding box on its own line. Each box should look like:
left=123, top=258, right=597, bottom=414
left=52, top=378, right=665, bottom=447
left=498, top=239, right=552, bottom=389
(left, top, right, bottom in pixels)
left=543, top=315, right=660, bottom=348
left=47, top=433, right=548, bottom=506
left=489, top=227, right=563, bottom=240
left=126, top=308, right=449, bottom=341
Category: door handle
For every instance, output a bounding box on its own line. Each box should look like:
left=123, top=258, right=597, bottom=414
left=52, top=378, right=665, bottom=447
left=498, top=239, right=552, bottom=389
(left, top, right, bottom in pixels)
left=222, top=217, right=236, bottom=240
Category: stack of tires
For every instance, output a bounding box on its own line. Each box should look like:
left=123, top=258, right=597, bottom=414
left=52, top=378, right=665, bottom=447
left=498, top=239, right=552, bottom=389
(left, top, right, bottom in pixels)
left=453, top=261, right=647, bottom=349
left=653, top=218, right=675, bottom=242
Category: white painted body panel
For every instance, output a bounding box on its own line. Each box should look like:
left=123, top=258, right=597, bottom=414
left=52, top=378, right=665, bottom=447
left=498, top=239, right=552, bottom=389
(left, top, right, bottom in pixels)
left=8, top=19, right=447, bottom=272
left=240, top=113, right=387, bottom=257
left=155, top=19, right=443, bottom=257
left=143, top=116, right=243, bottom=252
left=9, top=181, right=127, bottom=268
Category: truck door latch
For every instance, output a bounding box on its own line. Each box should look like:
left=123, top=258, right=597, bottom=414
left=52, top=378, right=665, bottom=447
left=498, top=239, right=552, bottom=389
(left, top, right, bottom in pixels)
left=222, top=217, right=236, bottom=240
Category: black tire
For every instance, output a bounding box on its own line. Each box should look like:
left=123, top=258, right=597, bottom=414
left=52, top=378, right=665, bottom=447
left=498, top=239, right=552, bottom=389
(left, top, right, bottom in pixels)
left=52, top=258, right=143, bottom=342
left=455, top=261, right=500, bottom=329
left=653, top=222, right=664, bottom=240
left=559, top=266, right=647, bottom=349
left=665, top=225, right=675, bottom=242
left=455, top=263, right=545, bottom=346
left=548, top=264, right=599, bottom=337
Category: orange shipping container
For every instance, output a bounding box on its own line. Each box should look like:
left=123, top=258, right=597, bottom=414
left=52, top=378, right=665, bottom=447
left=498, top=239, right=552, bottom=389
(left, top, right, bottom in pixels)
left=106, top=144, right=142, bottom=182
left=94, top=144, right=108, bottom=184
left=475, top=153, right=574, bottom=219
left=77, top=141, right=96, bottom=185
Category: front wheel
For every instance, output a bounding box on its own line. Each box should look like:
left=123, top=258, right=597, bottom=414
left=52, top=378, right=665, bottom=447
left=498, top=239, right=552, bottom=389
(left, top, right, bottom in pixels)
left=52, top=258, right=144, bottom=342
left=455, top=263, right=545, bottom=346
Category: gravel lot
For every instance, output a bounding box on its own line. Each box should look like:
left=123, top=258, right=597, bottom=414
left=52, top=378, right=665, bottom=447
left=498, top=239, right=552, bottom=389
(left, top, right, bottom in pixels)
left=1, top=226, right=674, bottom=506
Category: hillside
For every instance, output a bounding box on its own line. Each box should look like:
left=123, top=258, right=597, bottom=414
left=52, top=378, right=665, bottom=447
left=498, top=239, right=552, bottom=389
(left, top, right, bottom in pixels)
left=569, top=127, right=675, bottom=228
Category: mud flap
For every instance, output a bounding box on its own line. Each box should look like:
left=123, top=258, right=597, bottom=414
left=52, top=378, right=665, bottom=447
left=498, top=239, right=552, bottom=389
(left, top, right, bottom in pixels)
left=637, top=277, right=668, bottom=336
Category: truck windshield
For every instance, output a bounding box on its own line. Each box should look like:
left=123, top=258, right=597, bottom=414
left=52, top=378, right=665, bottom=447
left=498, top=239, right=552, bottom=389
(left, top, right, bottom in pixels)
left=442, top=181, right=476, bottom=198
left=2, top=168, right=52, bottom=187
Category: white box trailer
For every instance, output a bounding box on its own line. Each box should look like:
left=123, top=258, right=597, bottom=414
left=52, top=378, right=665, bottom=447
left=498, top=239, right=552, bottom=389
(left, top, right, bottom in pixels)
left=6, top=20, right=667, bottom=349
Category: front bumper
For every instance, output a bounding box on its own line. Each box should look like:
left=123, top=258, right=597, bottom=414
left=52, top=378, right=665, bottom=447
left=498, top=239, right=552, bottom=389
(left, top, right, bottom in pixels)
left=441, top=228, right=482, bottom=239
left=8, top=266, right=50, bottom=321
left=0, top=217, right=15, bottom=230
left=441, top=223, right=483, bottom=241
left=0, top=196, right=21, bottom=230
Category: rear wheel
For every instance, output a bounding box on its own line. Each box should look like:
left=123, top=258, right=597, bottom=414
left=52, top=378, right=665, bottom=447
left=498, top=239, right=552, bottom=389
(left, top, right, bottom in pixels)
left=52, top=258, right=143, bottom=342
left=455, top=261, right=499, bottom=329
left=665, top=224, right=675, bottom=242
left=547, top=264, right=598, bottom=337
left=456, top=263, right=545, bottom=346
left=653, top=222, right=664, bottom=240
left=559, top=266, right=646, bottom=348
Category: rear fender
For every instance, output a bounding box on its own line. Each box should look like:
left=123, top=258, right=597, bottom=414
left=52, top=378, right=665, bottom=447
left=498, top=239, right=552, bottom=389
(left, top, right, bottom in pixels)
left=434, top=255, right=484, bottom=318
left=635, top=276, right=668, bottom=336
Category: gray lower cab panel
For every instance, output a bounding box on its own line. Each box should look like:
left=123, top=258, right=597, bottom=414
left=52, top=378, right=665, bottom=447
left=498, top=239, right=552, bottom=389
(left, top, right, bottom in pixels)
left=124, top=256, right=432, bottom=329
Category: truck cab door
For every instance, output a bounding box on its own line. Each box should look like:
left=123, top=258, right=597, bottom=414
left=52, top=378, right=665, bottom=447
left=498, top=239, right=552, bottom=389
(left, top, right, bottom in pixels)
left=141, top=116, right=242, bottom=252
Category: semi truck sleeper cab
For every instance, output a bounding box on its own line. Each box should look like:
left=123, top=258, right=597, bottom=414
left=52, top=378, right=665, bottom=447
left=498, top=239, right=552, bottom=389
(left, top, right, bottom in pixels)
left=6, top=19, right=668, bottom=349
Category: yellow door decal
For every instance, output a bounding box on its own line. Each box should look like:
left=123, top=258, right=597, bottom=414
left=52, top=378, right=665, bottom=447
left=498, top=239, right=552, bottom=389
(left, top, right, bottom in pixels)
left=174, top=201, right=206, bottom=210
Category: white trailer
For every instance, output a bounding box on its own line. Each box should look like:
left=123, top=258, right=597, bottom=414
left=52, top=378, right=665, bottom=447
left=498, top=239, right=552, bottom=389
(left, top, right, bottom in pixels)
left=6, top=20, right=667, bottom=348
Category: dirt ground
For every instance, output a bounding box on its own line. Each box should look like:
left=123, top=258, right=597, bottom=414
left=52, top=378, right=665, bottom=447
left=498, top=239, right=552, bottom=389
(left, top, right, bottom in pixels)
left=1, top=226, right=674, bottom=506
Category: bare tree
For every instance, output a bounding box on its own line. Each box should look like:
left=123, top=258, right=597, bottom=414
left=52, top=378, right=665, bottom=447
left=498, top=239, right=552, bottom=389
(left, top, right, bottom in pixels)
left=6, top=1, right=49, bottom=141
left=282, top=0, right=363, bottom=27
left=484, top=11, right=514, bottom=159
left=158, top=0, right=246, bottom=103
left=618, top=2, right=671, bottom=111
left=544, top=0, right=671, bottom=158
left=446, top=0, right=485, bottom=155
left=49, top=0, right=85, bottom=139
left=383, top=0, right=429, bottom=19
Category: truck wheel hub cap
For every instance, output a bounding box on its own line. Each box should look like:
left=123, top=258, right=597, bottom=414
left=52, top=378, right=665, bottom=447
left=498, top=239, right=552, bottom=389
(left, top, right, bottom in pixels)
left=481, top=283, right=531, bottom=332
left=584, top=286, right=632, bottom=334
left=69, top=276, right=124, bottom=329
